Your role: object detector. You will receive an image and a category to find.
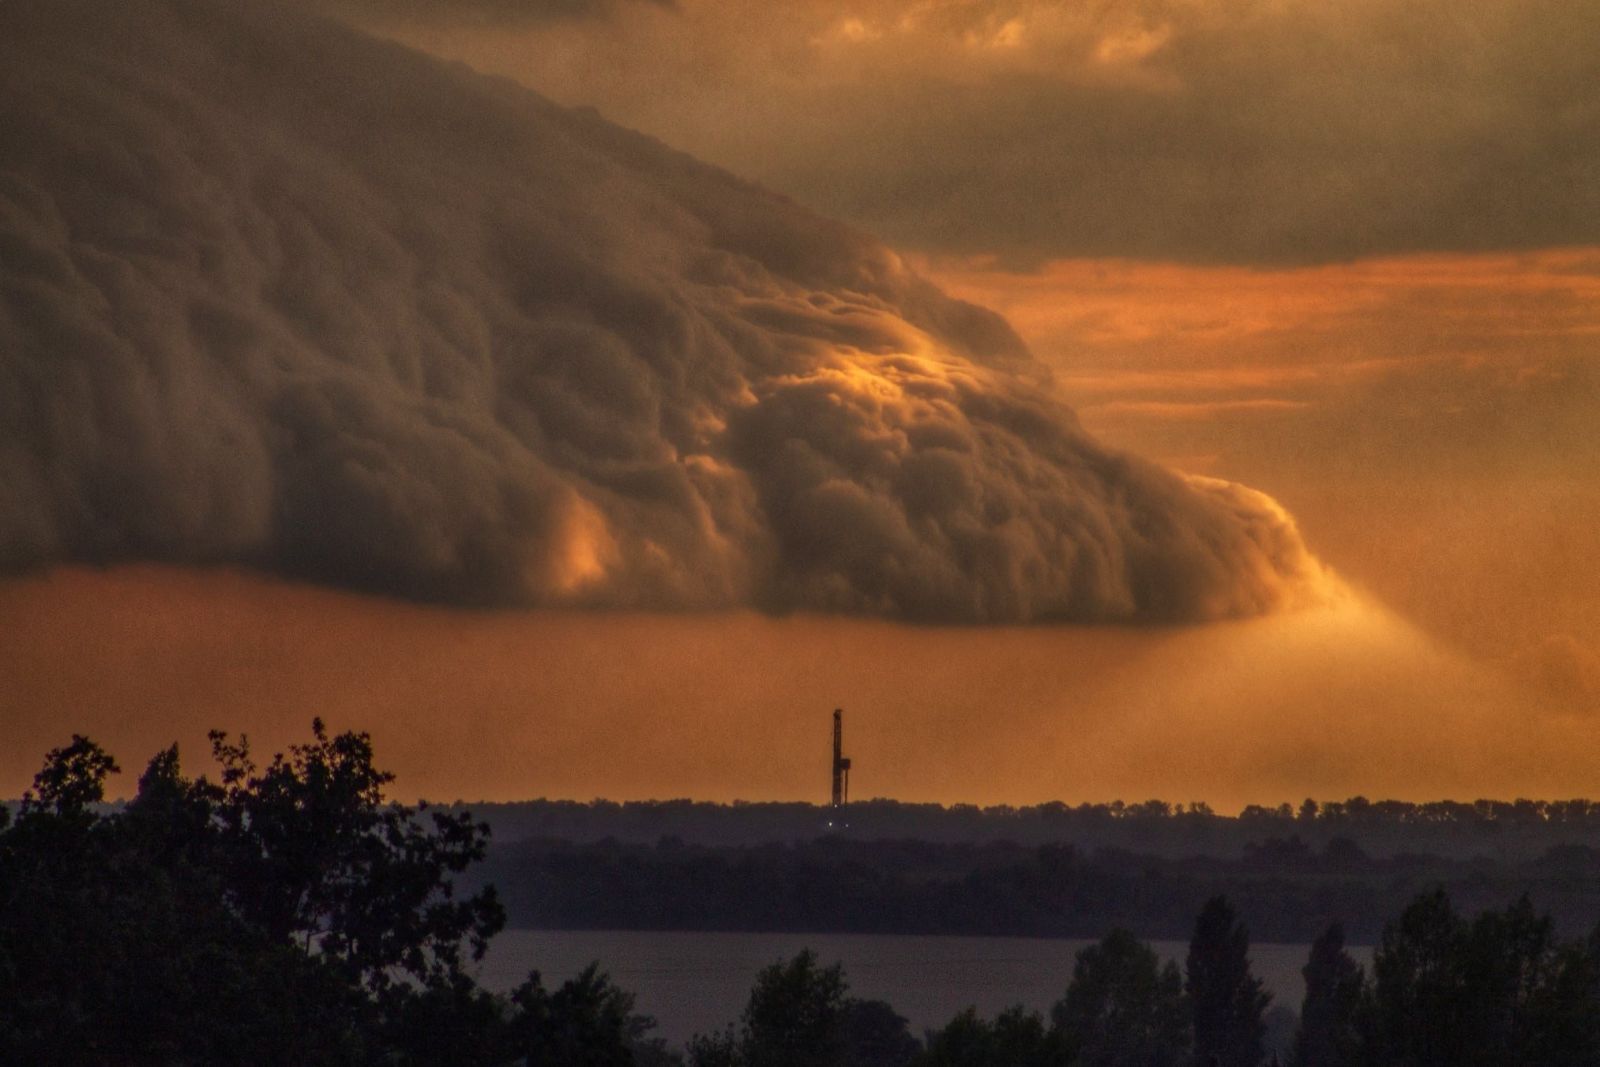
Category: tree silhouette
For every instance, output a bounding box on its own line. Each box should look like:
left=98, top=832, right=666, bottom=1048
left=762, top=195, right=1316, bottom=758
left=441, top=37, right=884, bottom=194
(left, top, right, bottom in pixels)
left=842, top=998, right=921, bottom=1067
left=1292, top=923, right=1363, bottom=1067
left=1524, top=924, right=1600, bottom=1064
left=510, top=963, right=657, bottom=1066
left=684, top=950, right=919, bottom=1067
left=1186, top=896, right=1270, bottom=1067
left=919, top=1005, right=1058, bottom=1067
left=685, top=1026, right=742, bottom=1066
left=1460, top=894, right=1557, bottom=1062
left=1, top=730, right=378, bottom=1062
left=204, top=719, right=503, bottom=992
left=1370, top=887, right=1469, bottom=1065
left=1053, top=928, right=1188, bottom=1067
left=0, top=722, right=680, bottom=1065
left=20, top=734, right=119, bottom=818
left=1368, top=890, right=1600, bottom=1067
left=741, top=950, right=850, bottom=1066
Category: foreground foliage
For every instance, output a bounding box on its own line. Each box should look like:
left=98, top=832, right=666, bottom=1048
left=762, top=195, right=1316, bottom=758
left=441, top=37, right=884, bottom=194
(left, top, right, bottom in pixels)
left=0, top=724, right=667, bottom=1065
left=7, top=727, right=1600, bottom=1066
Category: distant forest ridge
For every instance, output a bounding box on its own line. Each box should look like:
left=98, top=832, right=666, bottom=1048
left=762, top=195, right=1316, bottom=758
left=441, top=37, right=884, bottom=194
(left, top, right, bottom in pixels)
left=470, top=833, right=1600, bottom=944
left=445, top=796, right=1600, bottom=860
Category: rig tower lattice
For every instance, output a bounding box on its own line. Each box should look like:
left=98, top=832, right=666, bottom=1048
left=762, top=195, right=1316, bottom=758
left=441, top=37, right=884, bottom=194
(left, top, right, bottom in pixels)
left=831, top=708, right=852, bottom=808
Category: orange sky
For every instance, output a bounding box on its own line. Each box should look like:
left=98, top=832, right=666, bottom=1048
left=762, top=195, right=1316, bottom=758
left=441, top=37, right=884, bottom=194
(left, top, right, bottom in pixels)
left=5, top=563, right=1598, bottom=810
left=921, top=248, right=1600, bottom=662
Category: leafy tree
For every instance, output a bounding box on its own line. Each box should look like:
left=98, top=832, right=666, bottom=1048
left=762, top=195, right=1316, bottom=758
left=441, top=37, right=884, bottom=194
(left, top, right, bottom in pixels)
left=1053, top=928, right=1188, bottom=1067
left=383, top=970, right=516, bottom=1067
left=842, top=998, right=921, bottom=1067
left=1365, top=889, right=1600, bottom=1066
left=917, top=1008, right=991, bottom=1067
left=741, top=949, right=850, bottom=1066
left=691, top=951, right=918, bottom=1067
left=20, top=734, right=119, bottom=819
left=0, top=735, right=252, bottom=1063
left=917, top=1005, right=1057, bottom=1067
left=1458, top=894, right=1557, bottom=1064
left=1187, top=896, right=1270, bottom=1067
left=510, top=963, right=655, bottom=1066
left=1292, top=923, right=1363, bottom=1067
left=0, top=722, right=656, bottom=1066
left=685, top=1026, right=742, bottom=1067
left=1369, top=888, right=1470, bottom=1066
left=1521, top=927, right=1600, bottom=1065
left=204, top=719, right=504, bottom=993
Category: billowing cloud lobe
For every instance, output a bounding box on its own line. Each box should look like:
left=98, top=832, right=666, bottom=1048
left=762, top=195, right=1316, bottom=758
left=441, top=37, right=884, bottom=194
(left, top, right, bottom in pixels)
left=0, top=0, right=1323, bottom=622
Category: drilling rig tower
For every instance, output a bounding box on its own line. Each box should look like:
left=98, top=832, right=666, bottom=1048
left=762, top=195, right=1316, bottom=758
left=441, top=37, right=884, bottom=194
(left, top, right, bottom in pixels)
left=831, top=708, right=852, bottom=809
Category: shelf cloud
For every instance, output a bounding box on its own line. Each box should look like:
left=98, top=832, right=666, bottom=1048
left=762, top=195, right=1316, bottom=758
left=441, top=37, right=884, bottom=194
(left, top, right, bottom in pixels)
left=0, top=0, right=1327, bottom=622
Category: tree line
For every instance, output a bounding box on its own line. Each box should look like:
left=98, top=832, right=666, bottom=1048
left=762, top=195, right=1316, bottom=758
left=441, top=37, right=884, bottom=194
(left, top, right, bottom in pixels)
left=476, top=833, right=1600, bottom=943
left=7, top=725, right=1600, bottom=1065
left=457, top=796, right=1600, bottom=861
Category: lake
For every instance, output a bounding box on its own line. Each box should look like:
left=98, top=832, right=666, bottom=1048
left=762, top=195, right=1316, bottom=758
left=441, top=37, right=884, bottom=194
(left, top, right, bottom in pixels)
left=476, top=929, right=1374, bottom=1047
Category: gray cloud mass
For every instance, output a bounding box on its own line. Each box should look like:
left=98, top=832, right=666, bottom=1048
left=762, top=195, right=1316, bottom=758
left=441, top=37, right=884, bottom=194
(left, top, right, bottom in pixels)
left=326, top=0, right=674, bottom=29
left=367, top=0, right=1600, bottom=265
left=0, top=0, right=1323, bottom=622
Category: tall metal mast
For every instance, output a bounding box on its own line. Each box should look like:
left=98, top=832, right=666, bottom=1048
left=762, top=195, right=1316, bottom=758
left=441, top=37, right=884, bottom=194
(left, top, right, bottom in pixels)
left=831, top=708, right=851, bottom=808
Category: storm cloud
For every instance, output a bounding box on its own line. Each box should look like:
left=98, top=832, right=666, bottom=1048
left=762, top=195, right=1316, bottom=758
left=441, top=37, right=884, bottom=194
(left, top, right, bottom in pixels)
left=0, top=0, right=1324, bottom=622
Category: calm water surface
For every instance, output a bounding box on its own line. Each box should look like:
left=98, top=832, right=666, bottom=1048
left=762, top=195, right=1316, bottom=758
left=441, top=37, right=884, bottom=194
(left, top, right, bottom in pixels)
left=477, top=929, right=1374, bottom=1047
